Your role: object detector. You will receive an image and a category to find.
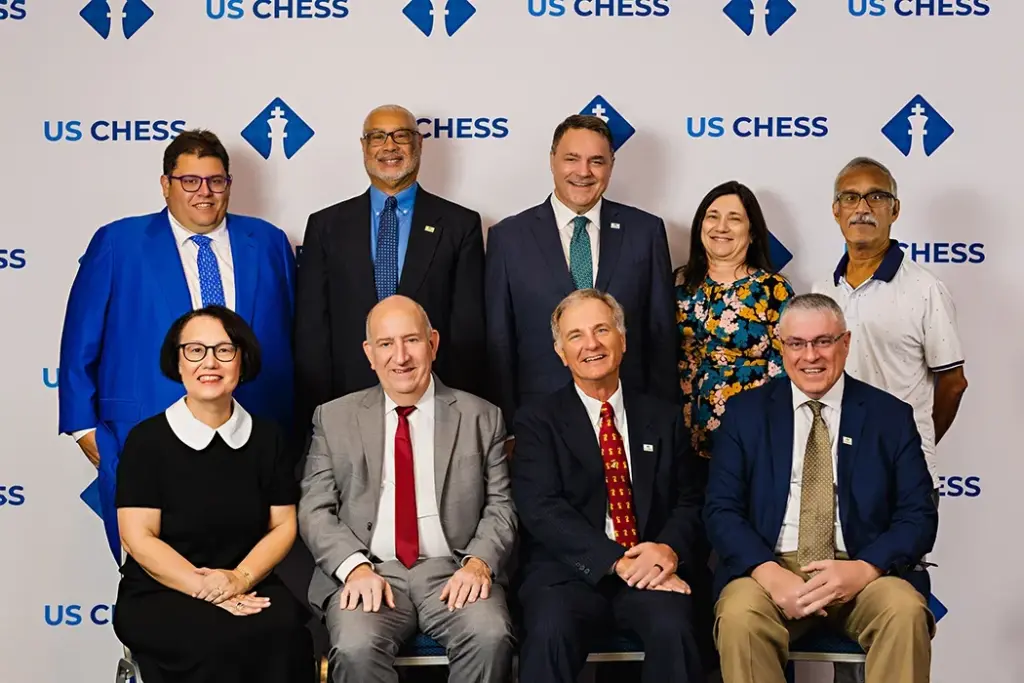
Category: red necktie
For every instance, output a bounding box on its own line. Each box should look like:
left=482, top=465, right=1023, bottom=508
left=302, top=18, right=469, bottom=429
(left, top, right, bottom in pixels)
left=394, top=405, right=419, bottom=568
left=599, top=402, right=638, bottom=549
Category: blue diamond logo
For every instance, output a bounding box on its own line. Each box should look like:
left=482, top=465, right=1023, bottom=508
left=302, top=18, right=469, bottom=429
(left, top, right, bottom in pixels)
left=768, top=232, right=792, bottom=270
left=579, top=96, right=635, bottom=152
left=928, top=593, right=948, bottom=622
left=404, top=0, right=476, bottom=37
left=241, top=98, right=315, bottom=161
left=80, top=477, right=103, bottom=519
left=882, top=95, right=954, bottom=158
left=724, top=0, right=796, bottom=36
left=81, top=0, right=153, bottom=39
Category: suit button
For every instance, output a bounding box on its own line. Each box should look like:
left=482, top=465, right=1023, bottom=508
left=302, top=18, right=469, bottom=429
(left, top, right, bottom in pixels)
left=584, top=569, right=591, bottom=575
left=367, top=522, right=373, bottom=531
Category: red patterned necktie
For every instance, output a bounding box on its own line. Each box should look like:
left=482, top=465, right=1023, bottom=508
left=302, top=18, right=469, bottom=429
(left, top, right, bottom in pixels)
left=599, top=402, right=638, bottom=549
left=394, top=405, right=419, bottom=568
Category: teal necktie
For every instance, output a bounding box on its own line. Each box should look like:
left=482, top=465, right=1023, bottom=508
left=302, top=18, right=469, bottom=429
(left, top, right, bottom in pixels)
left=569, top=216, right=593, bottom=290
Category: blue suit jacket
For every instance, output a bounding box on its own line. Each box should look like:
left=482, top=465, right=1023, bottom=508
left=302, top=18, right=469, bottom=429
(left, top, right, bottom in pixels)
left=58, top=208, right=296, bottom=561
left=484, top=197, right=677, bottom=429
left=704, top=375, right=937, bottom=599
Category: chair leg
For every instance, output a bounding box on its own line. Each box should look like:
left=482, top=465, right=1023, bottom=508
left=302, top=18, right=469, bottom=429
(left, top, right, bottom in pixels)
left=785, top=660, right=796, bottom=683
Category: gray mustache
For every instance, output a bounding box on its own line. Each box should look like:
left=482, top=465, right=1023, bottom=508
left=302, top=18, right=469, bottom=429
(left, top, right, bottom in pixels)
left=850, top=212, right=877, bottom=226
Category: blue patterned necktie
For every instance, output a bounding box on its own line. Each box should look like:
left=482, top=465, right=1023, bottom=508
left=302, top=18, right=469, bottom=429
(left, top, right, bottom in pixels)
left=375, top=195, right=399, bottom=301
left=569, top=215, right=594, bottom=290
left=189, top=234, right=225, bottom=307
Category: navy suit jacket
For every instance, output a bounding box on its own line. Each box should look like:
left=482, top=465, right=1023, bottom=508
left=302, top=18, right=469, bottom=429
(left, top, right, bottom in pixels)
left=58, top=208, right=296, bottom=561
left=484, top=197, right=676, bottom=429
left=511, top=382, right=707, bottom=599
left=704, top=375, right=938, bottom=599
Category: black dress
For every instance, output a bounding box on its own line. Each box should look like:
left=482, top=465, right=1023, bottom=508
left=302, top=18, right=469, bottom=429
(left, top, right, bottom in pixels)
left=113, top=411, right=307, bottom=683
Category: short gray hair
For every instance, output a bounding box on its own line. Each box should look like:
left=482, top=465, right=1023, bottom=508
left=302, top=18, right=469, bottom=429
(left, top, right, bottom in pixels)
left=834, top=156, right=898, bottom=198
left=365, top=297, right=433, bottom=342
left=779, top=293, right=847, bottom=332
left=363, top=104, right=417, bottom=131
left=550, top=289, right=626, bottom=343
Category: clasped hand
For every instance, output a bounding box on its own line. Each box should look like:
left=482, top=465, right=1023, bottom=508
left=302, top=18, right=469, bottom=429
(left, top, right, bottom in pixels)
left=192, top=567, right=249, bottom=604
left=615, top=542, right=690, bottom=594
left=768, top=560, right=880, bottom=620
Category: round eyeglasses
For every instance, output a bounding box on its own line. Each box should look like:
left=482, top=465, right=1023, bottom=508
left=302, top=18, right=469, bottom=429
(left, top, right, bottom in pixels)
left=180, top=343, right=238, bottom=363
left=168, top=175, right=232, bottom=193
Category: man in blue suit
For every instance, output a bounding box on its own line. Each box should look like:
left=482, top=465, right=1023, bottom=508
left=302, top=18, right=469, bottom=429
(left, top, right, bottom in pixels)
left=705, top=293, right=937, bottom=683
left=484, top=114, right=676, bottom=430
left=59, top=129, right=296, bottom=563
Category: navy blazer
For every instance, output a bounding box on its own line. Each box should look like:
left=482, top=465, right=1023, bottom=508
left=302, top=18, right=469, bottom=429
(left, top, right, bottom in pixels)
left=511, top=382, right=706, bottom=598
left=58, top=208, right=296, bottom=562
left=704, top=375, right=938, bottom=599
left=484, top=197, right=676, bottom=430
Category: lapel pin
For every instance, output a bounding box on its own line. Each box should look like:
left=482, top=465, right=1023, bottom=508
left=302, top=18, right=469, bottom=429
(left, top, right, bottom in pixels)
left=643, top=444, right=654, bottom=452
left=610, top=222, right=621, bottom=230
left=842, top=436, right=853, bottom=445
left=424, top=225, right=436, bottom=233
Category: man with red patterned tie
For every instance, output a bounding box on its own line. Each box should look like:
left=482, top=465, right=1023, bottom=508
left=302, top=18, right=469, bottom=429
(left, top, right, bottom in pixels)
left=511, top=288, right=707, bottom=683
left=297, top=295, right=517, bottom=683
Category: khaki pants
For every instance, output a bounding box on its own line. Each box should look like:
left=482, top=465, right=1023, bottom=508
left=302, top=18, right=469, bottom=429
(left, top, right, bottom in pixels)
left=714, top=553, right=935, bottom=683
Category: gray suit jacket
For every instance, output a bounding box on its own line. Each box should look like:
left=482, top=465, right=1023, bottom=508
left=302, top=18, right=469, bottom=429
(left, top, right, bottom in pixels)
left=298, top=376, right=518, bottom=611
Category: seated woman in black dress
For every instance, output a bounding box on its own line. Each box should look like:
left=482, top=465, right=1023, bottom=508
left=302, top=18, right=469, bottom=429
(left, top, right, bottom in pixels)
left=113, top=305, right=307, bottom=683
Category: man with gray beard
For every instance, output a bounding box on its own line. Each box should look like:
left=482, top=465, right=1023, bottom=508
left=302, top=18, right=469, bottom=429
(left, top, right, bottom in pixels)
left=295, top=104, right=487, bottom=432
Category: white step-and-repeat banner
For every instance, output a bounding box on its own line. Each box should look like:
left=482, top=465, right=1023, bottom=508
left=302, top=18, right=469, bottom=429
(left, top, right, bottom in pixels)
left=2, top=1, right=1021, bottom=681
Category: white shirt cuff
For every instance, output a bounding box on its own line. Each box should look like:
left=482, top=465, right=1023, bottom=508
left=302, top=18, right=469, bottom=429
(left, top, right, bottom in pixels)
left=335, top=552, right=372, bottom=584
left=71, top=428, right=96, bottom=441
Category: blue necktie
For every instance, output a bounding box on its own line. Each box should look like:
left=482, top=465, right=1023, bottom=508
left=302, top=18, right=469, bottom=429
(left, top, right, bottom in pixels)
left=569, top=216, right=594, bottom=290
left=375, top=195, right=399, bottom=301
left=190, top=234, right=226, bottom=307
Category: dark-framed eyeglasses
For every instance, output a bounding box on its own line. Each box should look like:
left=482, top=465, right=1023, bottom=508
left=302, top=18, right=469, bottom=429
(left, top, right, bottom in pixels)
left=835, top=191, right=895, bottom=209
left=168, top=175, right=232, bottom=193
left=361, top=128, right=419, bottom=147
left=780, top=333, right=846, bottom=352
left=180, top=342, right=238, bottom=363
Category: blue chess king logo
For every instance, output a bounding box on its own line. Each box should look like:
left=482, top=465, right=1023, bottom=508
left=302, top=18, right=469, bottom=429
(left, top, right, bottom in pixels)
left=403, top=0, right=476, bottom=37
left=81, top=477, right=103, bottom=519
left=723, top=0, right=796, bottom=36
left=241, top=98, right=315, bottom=161
left=579, top=96, right=635, bottom=152
left=80, top=0, right=153, bottom=39
left=881, top=95, right=954, bottom=158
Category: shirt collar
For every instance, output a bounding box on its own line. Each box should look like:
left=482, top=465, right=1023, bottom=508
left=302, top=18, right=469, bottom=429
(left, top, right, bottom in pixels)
left=791, top=373, right=845, bottom=415
left=370, top=182, right=419, bottom=218
left=167, top=209, right=228, bottom=248
left=383, top=374, right=436, bottom=417
left=575, top=381, right=625, bottom=428
left=832, top=238, right=904, bottom=286
left=165, top=396, right=252, bottom=450
left=551, top=192, right=602, bottom=233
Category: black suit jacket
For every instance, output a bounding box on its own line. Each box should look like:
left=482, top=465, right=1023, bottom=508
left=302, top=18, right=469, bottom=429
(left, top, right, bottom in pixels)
left=294, top=187, right=486, bottom=428
left=484, top=196, right=677, bottom=430
left=510, top=382, right=706, bottom=598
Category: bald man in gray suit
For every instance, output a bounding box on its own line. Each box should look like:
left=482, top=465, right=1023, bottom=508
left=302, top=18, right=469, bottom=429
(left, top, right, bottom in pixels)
left=298, top=295, right=517, bottom=683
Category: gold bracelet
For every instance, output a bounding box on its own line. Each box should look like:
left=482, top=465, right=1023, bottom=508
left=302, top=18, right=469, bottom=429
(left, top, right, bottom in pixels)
left=236, top=565, right=255, bottom=589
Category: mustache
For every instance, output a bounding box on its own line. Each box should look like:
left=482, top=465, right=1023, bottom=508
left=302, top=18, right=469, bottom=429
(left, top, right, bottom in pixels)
left=567, top=176, right=596, bottom=185
left=850, top=212, right=877, bottom=226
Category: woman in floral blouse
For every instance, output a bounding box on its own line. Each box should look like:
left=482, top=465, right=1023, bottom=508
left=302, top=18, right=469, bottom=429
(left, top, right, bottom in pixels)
left=675, top=181, right=794, bottom=459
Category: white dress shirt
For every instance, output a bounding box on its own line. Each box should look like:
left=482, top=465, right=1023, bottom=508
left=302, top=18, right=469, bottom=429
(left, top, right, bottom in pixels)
left=335, top=378, right=453, bottom=583
left=168, top=211, right=236, bottom=312
left=551, top=193, right=601, bottom=280
left=164, top=396, right=253, bottom=450
left=70, top=212, right=236, bottom=443
left=575, top=382, right=632, bottom=542
left=776, top=376, right=847, bottom=554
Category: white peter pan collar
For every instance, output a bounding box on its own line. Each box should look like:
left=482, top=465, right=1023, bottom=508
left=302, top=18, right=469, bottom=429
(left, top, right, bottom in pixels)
left=165, top=396, right=252, bottom=450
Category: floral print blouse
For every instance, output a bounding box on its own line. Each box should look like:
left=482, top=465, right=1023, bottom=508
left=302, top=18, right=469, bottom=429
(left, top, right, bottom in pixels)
left=676, top=269, right=794, bottom=459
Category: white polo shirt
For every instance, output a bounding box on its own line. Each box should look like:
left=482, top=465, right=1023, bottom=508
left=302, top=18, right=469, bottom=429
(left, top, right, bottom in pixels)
left=812, top=240, right=964, bottom=486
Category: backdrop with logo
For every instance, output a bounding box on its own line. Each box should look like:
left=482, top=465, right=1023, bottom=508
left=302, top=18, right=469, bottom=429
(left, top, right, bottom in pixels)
left=2, top=0, right=1021, bottom=681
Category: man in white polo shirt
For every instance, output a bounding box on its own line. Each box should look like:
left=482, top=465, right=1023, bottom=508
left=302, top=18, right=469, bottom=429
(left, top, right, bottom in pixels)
left=814, top=156, right=968, bottom=683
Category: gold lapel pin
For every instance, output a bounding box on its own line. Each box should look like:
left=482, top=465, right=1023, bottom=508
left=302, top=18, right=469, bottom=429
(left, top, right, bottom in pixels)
left=425, top=225, right=436, bottom=233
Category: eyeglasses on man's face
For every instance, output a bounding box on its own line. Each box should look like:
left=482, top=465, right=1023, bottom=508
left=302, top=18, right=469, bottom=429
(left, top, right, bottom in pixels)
left=780, top=334, right=845, bottom=352
left=835, top=191, right=895, bottom=209
left=180, top=342, right=238, bottom=363
left=362, top=128, right=419, bottom=147
left=168, top=175, right=232, bottom=193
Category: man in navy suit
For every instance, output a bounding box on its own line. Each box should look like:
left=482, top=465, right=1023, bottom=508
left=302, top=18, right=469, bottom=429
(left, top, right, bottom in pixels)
left=485, top=114, right=676, bottom=430
left=59, top=129, right=296, bottom=563
left=705, top=293, right=937, bottom=683
left=511, top=289, right=705, bottom=683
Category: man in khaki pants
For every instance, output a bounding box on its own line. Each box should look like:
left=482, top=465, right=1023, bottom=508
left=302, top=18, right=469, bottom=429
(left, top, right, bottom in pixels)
left=703, top=293, right=937, bottom=683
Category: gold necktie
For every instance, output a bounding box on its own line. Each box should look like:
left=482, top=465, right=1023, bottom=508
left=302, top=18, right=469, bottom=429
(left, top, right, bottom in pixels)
left=797, top=400, right=835, bottom=568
